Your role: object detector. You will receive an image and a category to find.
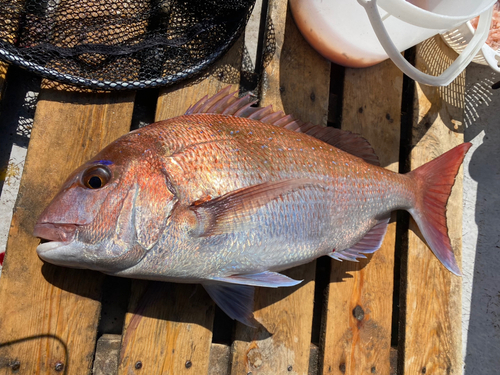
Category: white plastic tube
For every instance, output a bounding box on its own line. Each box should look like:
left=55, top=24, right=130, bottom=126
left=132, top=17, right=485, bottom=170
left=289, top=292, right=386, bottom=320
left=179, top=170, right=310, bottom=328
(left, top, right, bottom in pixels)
left=481, top=44, right=500, bottom=72
left=359, top=0, right=494, bottom=86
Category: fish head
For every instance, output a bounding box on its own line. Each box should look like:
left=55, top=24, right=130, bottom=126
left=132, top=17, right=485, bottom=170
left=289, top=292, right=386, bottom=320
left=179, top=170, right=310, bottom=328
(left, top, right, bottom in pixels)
left=34, top=136, right=176, bottom=273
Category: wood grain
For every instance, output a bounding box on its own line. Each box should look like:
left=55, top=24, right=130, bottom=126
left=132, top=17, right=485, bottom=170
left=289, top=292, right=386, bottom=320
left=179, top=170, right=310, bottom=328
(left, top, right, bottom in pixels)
left=208, top=343, right=231, bottom=375
left=0, top=89, right=135, bottom=374
left=117, top=37, right=244, bottom=375
left=402, top=37, right=464, bottom=375
left=0, top=62, right=7, bottom=101
left=321, top=59, right=403, bottom=375
left=230, top=1, right=330, bottom=374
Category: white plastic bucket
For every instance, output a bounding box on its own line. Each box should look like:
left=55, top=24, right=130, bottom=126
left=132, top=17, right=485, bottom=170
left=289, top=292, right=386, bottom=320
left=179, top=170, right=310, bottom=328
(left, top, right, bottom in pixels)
left=289, top=0, right=496, bottom=86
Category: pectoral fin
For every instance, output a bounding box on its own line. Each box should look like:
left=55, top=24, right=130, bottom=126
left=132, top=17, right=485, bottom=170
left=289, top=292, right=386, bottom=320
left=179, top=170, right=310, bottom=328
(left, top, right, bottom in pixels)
left=203, top=271, right=302, bottom=326
left=190, top=179, right=322, bottom=237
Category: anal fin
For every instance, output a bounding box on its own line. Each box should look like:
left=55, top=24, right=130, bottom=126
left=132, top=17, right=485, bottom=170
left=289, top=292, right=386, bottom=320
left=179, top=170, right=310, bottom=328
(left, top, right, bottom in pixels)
left=329, top=217, right=390, bottom=262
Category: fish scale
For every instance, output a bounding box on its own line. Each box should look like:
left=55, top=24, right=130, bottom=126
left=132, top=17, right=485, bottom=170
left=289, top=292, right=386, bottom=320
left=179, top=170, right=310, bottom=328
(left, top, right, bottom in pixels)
left=107, top=115, right=411, bottom=277
left=149, top=115, right=383, bottom=195
left=34, top=87, right=471, bottom=325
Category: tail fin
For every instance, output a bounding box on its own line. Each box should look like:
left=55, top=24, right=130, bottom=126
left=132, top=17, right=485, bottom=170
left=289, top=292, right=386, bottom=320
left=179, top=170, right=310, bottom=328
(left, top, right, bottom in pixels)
left=407, top=143, right=472, bottom=276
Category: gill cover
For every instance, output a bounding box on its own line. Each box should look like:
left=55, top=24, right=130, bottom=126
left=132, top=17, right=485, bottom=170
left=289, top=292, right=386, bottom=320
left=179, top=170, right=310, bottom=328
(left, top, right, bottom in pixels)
left=133, top=167, right=176, bottom=250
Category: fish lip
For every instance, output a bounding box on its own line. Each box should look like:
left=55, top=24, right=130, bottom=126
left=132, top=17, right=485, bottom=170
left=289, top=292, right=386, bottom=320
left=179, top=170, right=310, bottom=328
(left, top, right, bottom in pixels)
left=36, top=240, right=66, bottom=255
left=33, top=222, right=78, bottom=243
left=36, top=240, right=87, bottom=269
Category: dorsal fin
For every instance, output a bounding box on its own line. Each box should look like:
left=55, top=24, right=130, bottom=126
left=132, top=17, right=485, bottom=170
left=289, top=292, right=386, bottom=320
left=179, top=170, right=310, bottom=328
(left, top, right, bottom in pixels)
left=300, top=125, right=380, bottom=166
left=185, top=87, right=379, bottom=166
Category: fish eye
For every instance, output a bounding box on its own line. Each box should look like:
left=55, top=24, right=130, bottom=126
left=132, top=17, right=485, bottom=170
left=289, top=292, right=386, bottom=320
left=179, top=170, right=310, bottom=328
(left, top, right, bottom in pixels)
left=82, top=166, right=111, bottom=189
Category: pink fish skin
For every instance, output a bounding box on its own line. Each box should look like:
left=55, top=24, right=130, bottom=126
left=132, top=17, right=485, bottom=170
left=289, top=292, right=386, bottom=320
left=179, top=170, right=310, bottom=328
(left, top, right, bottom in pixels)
left=34, top=88, right=471, bottom=325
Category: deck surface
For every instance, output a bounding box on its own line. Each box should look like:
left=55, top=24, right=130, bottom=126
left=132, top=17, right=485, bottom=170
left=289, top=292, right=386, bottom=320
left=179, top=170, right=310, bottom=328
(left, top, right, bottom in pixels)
left=0, top=1, right=465, bottom=374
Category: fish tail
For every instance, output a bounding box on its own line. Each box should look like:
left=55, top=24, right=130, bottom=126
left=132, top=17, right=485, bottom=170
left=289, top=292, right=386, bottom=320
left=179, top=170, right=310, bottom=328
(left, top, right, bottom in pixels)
left=407, top=143, right=472, bottom=276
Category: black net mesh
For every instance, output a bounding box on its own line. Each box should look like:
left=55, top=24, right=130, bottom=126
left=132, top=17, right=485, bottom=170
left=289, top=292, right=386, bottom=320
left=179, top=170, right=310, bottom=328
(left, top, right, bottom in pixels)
left=0, top=0, right=255, bottom=90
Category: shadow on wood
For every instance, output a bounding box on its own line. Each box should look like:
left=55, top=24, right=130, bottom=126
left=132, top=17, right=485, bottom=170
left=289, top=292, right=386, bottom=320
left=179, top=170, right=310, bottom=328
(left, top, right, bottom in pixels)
left=0, top=335, right=68, bottom=374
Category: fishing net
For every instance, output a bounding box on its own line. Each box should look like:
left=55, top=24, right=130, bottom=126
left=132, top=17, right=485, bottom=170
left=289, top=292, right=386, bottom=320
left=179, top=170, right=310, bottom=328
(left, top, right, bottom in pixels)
left=0, top=0, right=255, bottom=90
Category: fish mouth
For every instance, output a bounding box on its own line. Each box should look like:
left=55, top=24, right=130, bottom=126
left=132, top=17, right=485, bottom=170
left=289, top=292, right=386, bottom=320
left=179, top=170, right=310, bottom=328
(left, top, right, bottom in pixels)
left=34, top=222, right=77, bottom=243
left=34, top=222, right=79, bottom=260
left=36, top=240, right=87, bottom=269
left=34, top=223, right=87, bottom=269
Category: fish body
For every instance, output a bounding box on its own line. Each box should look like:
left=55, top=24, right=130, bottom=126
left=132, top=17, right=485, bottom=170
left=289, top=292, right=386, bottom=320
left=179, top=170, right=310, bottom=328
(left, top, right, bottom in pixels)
left=34, top=88, right=470, bottom=325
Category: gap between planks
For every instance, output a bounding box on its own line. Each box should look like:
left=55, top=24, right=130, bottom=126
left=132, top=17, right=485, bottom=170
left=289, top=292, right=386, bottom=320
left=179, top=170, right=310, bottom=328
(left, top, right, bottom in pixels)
left=322, top=59, right=403, bottom=375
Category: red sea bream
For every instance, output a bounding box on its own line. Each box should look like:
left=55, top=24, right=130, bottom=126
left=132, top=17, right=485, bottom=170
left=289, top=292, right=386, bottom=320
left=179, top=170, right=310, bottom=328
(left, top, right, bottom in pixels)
left=34, top=88, right=471, bottom=325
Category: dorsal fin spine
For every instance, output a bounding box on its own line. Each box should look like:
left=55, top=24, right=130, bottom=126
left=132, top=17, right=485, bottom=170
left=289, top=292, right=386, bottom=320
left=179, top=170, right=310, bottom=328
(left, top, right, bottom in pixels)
left=248, top=105, right=273, bottom=120
left=222, top=95, right=254, bottom=115
left=185, top=95, right=208, bottom=115
left=233, top=102, right=255, bottom=117
left=260, top=111, right=284, bottom=124
left=273, top=115, right=295, bottom=127
left=199, top=86, right=233, bottom=113
left=207, top=90, right=239, bottom=114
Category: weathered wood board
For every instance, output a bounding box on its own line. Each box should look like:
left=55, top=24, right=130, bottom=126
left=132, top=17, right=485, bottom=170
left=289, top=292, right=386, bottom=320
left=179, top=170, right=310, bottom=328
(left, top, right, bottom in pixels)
left=402, top=37, right=464, bottom=375
left=0, top=62, right=7, bottom=100
left=0, top=89, right=135, bottom=374
left=322, top=59, right=403, bottom=375
left=230, top=1, right=330, bottom=374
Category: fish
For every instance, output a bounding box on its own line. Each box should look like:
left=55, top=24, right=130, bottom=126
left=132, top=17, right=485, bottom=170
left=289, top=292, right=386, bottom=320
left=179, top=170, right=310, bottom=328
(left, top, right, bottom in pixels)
left=34, top=87, right=471, bottom=326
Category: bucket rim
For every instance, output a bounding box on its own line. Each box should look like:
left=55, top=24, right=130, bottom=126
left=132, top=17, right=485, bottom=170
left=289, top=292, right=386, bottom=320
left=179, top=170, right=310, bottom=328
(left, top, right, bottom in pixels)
left=376, top=0, right=497, bottom=30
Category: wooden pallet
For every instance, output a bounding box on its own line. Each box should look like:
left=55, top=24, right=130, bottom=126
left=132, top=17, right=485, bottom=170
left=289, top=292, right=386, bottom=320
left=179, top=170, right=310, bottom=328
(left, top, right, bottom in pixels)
left=0, top=0, right=464, bottom=374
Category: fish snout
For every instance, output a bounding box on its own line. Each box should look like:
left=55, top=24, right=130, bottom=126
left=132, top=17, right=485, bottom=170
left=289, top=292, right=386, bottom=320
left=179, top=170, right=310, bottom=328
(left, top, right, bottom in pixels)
left=33, top=222, right=78, bottom=243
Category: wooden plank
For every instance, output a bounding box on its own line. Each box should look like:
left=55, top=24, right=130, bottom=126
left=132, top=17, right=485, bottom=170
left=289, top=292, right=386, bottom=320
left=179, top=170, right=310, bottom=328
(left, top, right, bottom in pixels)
left=117, top=37, right=244, bottom=375
left=0, top=62, right=7, bottom=101
left=321, top=59, right=403, bottom=375
left=208, top=344, right=231, bottom=375
left=259, top=1, right=330, bottom=127
left=402, top=37, right=463, bottom=375
left=0, top=89, right=135, bottom=374
left=93, top=334, right=121, bottom=375
left=230, top=1, right=330, bottom=374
